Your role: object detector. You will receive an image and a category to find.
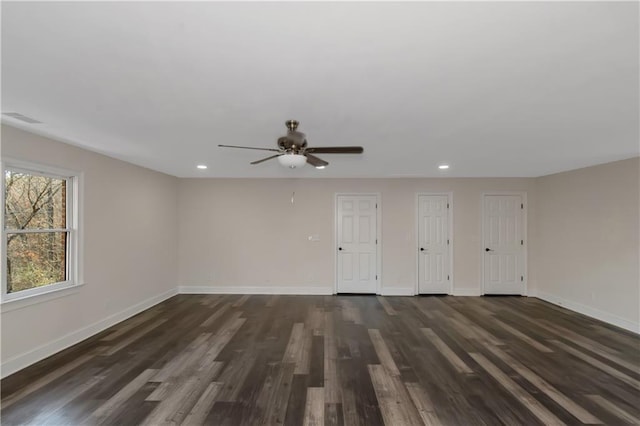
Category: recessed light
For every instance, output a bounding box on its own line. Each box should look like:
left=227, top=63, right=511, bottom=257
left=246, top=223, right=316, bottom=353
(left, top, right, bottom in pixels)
left=438, top=164, right=450, bottom=170
left=197, top=164, right=208, bottom=170
left=315, top=166, right=326, bottom=170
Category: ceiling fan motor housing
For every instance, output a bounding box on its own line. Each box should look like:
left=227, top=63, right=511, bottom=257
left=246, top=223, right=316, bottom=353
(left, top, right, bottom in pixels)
left=277, top=135, right=307, bottom=153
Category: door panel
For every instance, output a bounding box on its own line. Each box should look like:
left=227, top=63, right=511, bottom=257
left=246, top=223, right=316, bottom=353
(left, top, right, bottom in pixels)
left=483, top=195, right=525, bottom=295
left=337, top=195, right=377, bottom=293
left=418, top=195, right=450, bottom=294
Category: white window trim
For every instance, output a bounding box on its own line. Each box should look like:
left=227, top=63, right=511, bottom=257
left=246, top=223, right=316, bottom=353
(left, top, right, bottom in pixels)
left=1, top=158, right=84, bottom=307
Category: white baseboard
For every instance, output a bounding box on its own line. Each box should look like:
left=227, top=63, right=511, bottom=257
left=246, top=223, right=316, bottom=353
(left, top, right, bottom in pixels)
left=452, top=288, right=481, bottom=296
left=379, top=287, right=415, bottom=296
left=1, top=287, right=178, bottom=379
left=178, top=286, right=333, bottom=295
left=535, top=290, right=639, bottom=334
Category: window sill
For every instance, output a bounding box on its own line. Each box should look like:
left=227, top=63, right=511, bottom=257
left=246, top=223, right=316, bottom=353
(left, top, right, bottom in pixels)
left=0, top=282, right=86, bottom=314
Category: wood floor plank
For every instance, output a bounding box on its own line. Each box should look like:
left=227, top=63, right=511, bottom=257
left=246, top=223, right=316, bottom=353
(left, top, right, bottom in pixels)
left=23, top=375, right=105, bottom=425
left=491, top=317, right=553, bottom=353
left=325, top=402, right=344, bottom=426
left=175, top=363, right=225, bottom=418
left=200, top=303, right=231, bottom=327
left=146, top=381, right=173, bottom=402
left=341, top=299, right=364, bottom=325
left=231, top=294, right=251, bottom=308
left=586, top=394, right=640, bottom=424
left=1, top=351, right=98, bottom=409
left=324, top=312, right=340, bottom=404
left=100, top=310, right=161, bottom=342
left=283, top=323, right=305, bottom=364
left=367, top=364, right=423, bottom=426
left=433, top=310, right=475, bottom=339
left=295, top=332, right=313, bottom=375
left=90, top=368, right=158, bottom=423
left=405, top=382, right=442, bottom=426
left=215, top=350, right=258, bottom=402
left=421, top=328, right=473, bottom=375
left=337, top=356, right=383, bottom=426
left=261, top=363, right=297, bottom=425
left=368, top=329, right=401, bottom=376
left=539, top=320, right=639, bottom=373
left=482, top=344, right=601, bottom=424
left=308, top=335, right=325, bottom=388
left=283, top=374, right=309, bottom=426
left=412, top=302, right=436, bottom=321
left=449, top=308, right=504, bottom=346
left=102, top=318, right=168, bottom=356
left=305, top=306, right=325, bottom=336
left=152, top=333, right=212, bottom=382
left=141, top=377, right=200, bottom=426
left=339, top=388, right=359, bottom=426
left=266, top=295, right=280, bottom=307
left=469, top=353, right=565, bottom=425
left=146, top=362, right=224, bottom=425
left=180, top=381, right=223, bottom=425
left=376, top=297, right=397, bottom=316
left=303, top=387, right=325, bottom=426
left=550, top=340, right=640, bottom=389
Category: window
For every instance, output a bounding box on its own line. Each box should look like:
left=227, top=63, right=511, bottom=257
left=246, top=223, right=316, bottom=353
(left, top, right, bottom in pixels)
left=2, top=160, right=81, bottom=302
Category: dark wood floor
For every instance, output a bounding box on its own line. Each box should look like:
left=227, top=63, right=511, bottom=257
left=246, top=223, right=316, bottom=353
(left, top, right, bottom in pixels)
left=1, top=295, right=639, bottom=425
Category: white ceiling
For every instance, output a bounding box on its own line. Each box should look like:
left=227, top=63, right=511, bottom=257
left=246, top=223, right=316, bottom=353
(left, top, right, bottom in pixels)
left=2, top=1, right=638, bottom=178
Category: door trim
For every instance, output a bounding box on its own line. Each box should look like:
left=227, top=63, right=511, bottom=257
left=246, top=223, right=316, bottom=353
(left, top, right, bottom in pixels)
left=334, top=193, right=382, bottom=295
left=415, top=192, right=453, bottom=296
left=480, top=191, right=528, bottom=296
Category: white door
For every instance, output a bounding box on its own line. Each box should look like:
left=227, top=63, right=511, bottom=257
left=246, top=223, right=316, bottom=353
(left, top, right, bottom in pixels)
left=418, top=195, right=450, bottom=294
left=483, top=195, right=525, bottom=295
left=337, top=195, right=378, bottom=293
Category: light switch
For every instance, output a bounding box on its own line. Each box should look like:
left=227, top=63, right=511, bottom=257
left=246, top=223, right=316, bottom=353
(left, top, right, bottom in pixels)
left=308, top=234, right=320, bottom=242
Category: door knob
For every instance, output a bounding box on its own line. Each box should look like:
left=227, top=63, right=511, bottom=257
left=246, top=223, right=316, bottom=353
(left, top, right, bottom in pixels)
left=338, top=247, right=343, bottom=251
left=420, top=248, right=425, bottom=251
left=485, top=248, right=493, bottom=252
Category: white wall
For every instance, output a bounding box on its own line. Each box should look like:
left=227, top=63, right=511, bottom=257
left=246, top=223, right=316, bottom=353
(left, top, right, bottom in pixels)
left=178, top=178, right=536, bottom=296
left=534, top=157, right=640, bottom=332
left=0, top=125, right=179, bottom=377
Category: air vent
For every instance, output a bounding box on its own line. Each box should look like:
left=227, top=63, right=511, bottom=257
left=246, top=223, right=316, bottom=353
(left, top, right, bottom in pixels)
left=2, top=112, right=42, bottom=124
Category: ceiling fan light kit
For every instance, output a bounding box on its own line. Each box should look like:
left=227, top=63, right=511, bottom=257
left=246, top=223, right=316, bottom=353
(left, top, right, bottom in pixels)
left=218, top=120, right=364, bottom=170
left=278, top=153, right=307, bottom=169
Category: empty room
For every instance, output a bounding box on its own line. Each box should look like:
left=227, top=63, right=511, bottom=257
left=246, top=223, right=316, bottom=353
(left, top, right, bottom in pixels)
left=1, top=1, right=638, bottom=425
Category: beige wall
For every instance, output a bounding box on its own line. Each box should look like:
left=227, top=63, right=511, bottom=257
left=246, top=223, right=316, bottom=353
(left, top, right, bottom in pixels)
left=1, top=125, right=179, bottom=376
left=534, top=157, right=639, bottom=332
left=178, top=178, right=536, bottom=295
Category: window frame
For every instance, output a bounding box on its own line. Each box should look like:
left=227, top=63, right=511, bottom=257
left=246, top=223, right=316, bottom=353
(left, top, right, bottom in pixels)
left=1, top=158, right=83, bottom=304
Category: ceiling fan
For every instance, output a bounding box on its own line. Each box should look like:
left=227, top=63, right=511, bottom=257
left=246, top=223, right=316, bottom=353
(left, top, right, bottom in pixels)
left=218, top=120, right=364, bottom=169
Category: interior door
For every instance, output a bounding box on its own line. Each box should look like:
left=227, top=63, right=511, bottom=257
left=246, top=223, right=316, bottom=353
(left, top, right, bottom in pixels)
left=418, top=195, right=450, bottom=294
left=337, top=195, right=378, bottom=294
left=483, top=195, right=525, bottom=295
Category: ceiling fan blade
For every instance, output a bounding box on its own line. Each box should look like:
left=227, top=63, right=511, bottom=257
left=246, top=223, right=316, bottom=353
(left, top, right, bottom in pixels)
left=306, top=146, right=363, bottom=154
left=250, top=154, right=280, bottom=165
left=218, top=144, right=281, bottom=152
left=304, top=153, right=329, bottom=167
